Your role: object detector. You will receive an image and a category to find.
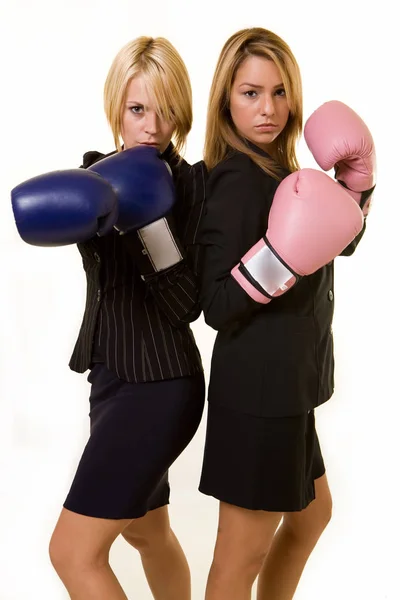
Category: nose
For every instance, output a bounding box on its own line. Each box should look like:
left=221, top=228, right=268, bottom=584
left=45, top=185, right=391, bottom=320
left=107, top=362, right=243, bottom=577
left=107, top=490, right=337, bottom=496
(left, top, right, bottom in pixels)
left=144, top=111, right=159, bottom=135
left=261, top=95, right=276, bottom=118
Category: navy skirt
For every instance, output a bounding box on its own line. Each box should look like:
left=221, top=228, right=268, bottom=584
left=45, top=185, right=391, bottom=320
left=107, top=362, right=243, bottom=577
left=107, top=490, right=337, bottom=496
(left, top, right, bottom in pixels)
left=64, top=363, right=205, bottom=519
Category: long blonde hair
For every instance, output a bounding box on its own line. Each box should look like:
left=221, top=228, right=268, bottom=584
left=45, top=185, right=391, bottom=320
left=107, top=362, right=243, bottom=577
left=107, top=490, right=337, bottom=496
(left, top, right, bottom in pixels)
left=204, top=28, right=303, bottom=178
left=104, top=36, right=192, bottom=153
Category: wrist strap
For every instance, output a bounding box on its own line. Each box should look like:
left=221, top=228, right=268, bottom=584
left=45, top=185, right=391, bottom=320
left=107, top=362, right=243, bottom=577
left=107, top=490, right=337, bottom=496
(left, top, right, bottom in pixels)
left=137, top=217, right=183, bottom=273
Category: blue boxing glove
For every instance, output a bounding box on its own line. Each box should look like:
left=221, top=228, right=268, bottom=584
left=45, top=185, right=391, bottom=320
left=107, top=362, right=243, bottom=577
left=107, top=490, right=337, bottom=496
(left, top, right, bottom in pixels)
left=11, top=145, right=171, bottom=248
left=11, top=169, right=118, bottom=247
left=89, top=145, right=184, bottom=275
left=12, top=144, right=183, bottom=275
left=88, top=145, right=175, bottom=231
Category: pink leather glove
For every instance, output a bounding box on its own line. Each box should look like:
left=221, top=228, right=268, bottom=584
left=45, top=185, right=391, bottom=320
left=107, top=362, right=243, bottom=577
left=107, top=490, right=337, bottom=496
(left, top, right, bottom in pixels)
left=304, top=100, right=376, bottom=216
left=231, top=169, right=364, bottom=304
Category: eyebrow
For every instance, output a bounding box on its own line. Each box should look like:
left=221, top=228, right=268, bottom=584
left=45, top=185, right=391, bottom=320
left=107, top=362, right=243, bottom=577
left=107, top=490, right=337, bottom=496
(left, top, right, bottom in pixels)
left=125, top=100, right=144, bottom=105
left=239, top=82, right=284, bottom=89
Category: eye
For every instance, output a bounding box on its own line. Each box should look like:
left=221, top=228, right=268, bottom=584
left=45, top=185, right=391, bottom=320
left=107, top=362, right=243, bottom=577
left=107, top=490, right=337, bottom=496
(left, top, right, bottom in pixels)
left=130, top=105, right=143, bottom=114
left=275, top=88, right=286, bottom=97
left=244, top=90, right=258, bottom=98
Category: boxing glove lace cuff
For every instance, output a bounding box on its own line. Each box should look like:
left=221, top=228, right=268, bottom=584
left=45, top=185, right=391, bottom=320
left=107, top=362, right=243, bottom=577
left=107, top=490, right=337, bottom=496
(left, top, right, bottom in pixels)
left=137, top=217, right=183, bottom=273
left=231, top=236, right=299, bottom=304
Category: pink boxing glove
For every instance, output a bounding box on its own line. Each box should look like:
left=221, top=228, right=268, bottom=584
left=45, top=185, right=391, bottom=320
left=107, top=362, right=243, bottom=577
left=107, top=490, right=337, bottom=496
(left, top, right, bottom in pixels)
left=304, top=101, right=376, bottom=216
left=231, top=169, right=364, bottom=305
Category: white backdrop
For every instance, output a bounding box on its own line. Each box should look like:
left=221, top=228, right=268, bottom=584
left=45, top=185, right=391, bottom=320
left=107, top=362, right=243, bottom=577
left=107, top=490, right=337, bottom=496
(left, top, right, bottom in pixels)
left=0, top=0, right=398, bottom=598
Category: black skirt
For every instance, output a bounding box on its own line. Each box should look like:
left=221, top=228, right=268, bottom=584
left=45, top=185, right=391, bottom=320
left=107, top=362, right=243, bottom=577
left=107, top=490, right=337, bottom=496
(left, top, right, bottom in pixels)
left=64, top=363, right=205, bottom=519
left=199, top=403, right=325, bottom=512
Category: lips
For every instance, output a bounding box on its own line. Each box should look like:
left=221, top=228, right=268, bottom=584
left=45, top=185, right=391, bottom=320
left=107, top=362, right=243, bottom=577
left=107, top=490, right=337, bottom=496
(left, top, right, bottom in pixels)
left=255, top=123, right=278, bottom=129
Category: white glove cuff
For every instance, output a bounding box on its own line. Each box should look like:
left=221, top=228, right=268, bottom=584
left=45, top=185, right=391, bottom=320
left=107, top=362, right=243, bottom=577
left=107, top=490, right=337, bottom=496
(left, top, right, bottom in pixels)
left=243, top=239, right=297, bottom=297
left=137, top=217, right=183, bottom=272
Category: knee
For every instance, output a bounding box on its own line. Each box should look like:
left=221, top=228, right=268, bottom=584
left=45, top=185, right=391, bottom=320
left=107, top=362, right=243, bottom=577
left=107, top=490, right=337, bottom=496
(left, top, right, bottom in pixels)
left=285, top=497, right=333, bottom=546
left=312, top=493, right=333, bottom=533
left=122, top=524, right=172, bottom=556
left=49, top=530, right=68, bottom=575
left=320, top=496, right=333, bottom=529
left=49, top=530, right=107, bottom=579
left=312, top=476, right=333, bottom=533
left=211, top=540, right=269, bottom=584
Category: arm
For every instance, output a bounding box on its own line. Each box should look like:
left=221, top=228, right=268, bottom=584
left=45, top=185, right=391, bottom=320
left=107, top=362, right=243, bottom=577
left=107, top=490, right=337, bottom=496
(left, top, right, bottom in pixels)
left=80, top=148, right=205, bottom=327
left=200, top=160, right=363, bottom=332
left=198, top=158, right=276, bottom=331
left=120, top=160, right=207, bottom=327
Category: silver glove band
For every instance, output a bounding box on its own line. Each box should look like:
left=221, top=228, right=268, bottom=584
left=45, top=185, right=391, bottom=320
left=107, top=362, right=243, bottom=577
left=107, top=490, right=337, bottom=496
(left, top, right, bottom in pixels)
left=244, top=242, right=295, bottom=296
left=137, top=217, right=183, bottom=272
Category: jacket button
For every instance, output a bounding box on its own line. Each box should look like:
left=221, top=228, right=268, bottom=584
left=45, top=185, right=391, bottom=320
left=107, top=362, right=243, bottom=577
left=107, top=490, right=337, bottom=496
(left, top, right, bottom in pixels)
left=97, top=289, right=101, bottom=301
left=328, top=290, right=334, bottom=301
left=94, top=252, right=101, bottom=263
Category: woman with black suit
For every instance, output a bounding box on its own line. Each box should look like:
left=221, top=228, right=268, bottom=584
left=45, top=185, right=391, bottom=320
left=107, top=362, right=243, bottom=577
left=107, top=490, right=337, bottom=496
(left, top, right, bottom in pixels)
left=197, top=27, right=375, bottom=600
left=12, top=36, right=206, bottom=600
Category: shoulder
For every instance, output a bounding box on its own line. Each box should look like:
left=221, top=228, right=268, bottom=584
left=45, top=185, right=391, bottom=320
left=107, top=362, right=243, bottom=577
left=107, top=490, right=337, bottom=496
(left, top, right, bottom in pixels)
left=165, top=148, right=206, bottom=188
left=172, top=160, right=208, bottom=241
left=207, top=150, right=278, bottom=194
left=171, top=154, right=208, bottom=204
left=161, top=143, right=189, bottom=179
left=80, top=149, right=116, bottom=169
left=209, top=151, right=255, bottom=179
left=206, top=151, right=274, bottom=205
left=168, top=153, right=191, bottom=181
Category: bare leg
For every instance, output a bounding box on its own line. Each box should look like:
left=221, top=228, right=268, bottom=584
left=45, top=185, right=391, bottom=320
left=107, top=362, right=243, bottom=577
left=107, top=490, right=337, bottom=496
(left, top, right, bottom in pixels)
left=205, top=502, right=282, bottom=600
left=121, top=505, right=190, bottom=600
left=49, top=508, right=131, bottom=599
left=257, top=474, right=332, bottom=600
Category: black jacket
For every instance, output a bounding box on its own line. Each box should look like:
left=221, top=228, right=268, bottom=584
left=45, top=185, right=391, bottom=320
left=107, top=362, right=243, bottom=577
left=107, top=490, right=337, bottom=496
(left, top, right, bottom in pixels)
left=198, top=148, right=366, bottom=417
left=69, top=144, right=206, bottom=382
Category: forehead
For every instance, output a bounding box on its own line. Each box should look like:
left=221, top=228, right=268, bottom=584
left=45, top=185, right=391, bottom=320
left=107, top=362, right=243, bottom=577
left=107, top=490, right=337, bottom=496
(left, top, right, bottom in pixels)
left=125, top=74, right=153, bottom=103
left=234, top=55, right=282, bottom=85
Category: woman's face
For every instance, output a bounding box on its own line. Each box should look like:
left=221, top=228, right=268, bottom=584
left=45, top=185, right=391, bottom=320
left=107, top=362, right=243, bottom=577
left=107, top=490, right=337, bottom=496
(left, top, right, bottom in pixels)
left=121, top=74, right=175, bottom=153
left=229, top=55, right=290, bottom=152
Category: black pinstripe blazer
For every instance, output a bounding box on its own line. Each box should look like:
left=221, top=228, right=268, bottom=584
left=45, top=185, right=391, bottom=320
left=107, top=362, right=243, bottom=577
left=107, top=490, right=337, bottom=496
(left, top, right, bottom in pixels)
left=69, top=144, right=206, bottom=382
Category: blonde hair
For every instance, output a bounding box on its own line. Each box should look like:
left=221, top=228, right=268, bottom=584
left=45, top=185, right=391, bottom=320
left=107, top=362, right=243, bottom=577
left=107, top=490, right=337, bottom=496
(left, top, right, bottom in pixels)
left=104, top=36, right=192, bottom=154
left=204, top=27, right=303, bottom=178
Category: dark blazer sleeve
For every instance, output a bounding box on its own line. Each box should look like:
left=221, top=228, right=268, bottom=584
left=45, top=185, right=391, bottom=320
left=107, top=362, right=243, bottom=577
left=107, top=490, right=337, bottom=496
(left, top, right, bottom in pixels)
left=198, top=155, right=277, bottom=331
left=120, top=160, right=207, bottom=327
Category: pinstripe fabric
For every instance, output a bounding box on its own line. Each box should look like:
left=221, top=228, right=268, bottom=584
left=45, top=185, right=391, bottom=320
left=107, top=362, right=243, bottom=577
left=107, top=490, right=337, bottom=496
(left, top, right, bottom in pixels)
left=69, top=146, right=206, bottom=383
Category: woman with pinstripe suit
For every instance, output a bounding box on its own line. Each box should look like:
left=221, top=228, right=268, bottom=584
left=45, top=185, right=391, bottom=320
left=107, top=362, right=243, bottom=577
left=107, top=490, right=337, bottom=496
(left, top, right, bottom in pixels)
left=48, top=36, right=206, bottom=600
